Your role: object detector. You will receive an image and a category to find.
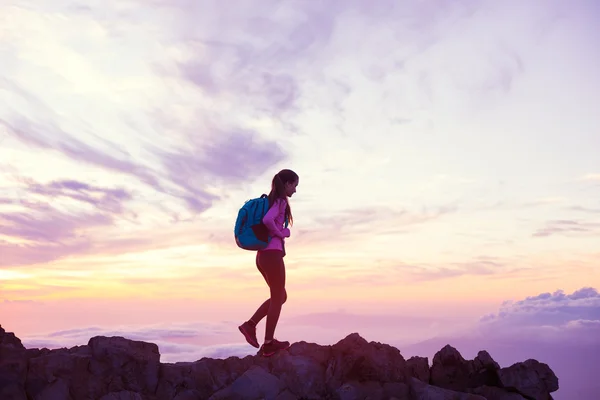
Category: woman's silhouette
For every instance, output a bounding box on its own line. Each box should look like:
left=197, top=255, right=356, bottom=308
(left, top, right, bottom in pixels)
left=238, top=169, right=299, bottom=356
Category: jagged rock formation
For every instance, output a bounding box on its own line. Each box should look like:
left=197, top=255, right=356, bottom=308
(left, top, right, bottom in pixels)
left=0, top=325, right=558, bottom=400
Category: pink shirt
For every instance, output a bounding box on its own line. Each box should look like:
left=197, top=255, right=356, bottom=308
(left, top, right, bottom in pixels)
left=261, top=198, right=288, bottom=253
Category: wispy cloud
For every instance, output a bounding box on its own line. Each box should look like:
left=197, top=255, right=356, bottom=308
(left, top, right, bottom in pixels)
left=155, top=126, right=285, bottom=212
left=567, top=205, right=600, bottom=214
left=0, top=177, right=137, bottom=266
left=0, top=117, right=163, bottom=191
left=293, top=204, right=457, bottom=247
left=399, top=256, right=517, bottom=282
left=532, top=220, right=600, bottom=237
left=26, top=179, right=132, bottom=214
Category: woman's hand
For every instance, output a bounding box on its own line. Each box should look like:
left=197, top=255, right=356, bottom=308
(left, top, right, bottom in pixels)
left=281, top=228, right=291, bottom=238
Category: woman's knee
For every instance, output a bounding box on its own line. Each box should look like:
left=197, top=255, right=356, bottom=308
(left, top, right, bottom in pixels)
left=272, top=287, right=287, bottom=305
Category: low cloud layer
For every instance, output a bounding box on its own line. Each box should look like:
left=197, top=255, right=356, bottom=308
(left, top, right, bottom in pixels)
left=18, top=321, right=256, bottom=363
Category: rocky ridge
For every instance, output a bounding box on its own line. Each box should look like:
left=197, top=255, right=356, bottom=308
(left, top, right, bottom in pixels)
left=0, top=325, right=558, bottom=400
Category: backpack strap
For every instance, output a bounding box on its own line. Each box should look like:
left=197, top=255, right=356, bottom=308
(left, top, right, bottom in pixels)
left=261, top=193, right=289, bottom=228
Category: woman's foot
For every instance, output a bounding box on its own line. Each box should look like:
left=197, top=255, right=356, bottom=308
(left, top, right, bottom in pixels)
left=238, top=320, right=259, bottom=348
left=259, top=338, right=290, bottom=357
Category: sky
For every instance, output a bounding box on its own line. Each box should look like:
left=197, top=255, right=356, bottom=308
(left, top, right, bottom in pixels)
left=0, top=0, right=599, bottom=397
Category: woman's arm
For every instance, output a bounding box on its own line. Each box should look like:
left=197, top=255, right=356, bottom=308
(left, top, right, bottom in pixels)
left=262, top=198, right=289, bottom=238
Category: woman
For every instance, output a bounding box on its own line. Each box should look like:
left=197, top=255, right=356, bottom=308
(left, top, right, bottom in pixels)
left=238, top=169, right=299, bottom=357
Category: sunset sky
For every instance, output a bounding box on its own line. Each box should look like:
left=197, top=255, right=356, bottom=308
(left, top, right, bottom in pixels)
left=1, top=2, right=599, bottom=396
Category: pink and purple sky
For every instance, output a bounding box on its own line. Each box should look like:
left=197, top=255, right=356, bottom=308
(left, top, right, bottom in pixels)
left=1, top=1, right=599, bottom=398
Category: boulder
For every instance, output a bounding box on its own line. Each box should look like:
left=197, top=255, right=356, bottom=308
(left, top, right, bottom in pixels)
left=407, top=356, right=430, bottom=382
left=410, top=377, right=487, bottom=400
left=498, top=359, right=559, bottom=400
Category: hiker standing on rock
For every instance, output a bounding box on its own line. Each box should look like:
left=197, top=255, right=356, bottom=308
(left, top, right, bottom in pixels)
left=236, top=169, right=299, bottom=357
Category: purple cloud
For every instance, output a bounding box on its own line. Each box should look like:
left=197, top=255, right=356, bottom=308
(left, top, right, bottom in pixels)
left=0, top=238, right=87, bottom=267
left=1, top=118, right=162, bottom=189
left=26, top=179, right=132, bottom=214
left=480, top=287, right=600, bottom=329
left=154, top=127, right=286, bottom=212
left=2, top=109, right=284, bottom=214
left=171, top=0, right=340, bottom=116
left=1, top=209, right=111, bottom=243
left=0, top=179, right=138, bottom=266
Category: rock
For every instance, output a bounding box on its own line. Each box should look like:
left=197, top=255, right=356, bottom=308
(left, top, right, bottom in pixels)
left=498, top=359, right=559, bottom=400
left=473, top=351, right=500, bottom=371
left=430, top=345, right=473, bottom=391
left=172, top=389, right=203, bottom=400
left=385, top=382, right=411, bottom=399
left=410, top=377, right=487, bottom=400
left=99, top=390, right=144, bottom=400
left=0, top=325, right=28, bottom=400
left=34, top=378, right=71, bottom=400
left=326, top=333, right=409, bottom=388
left=271, top=344, right=330, bottom=398
left=468, top=351, right=501, bottom=388
left=468, top=385, right=528, bottom=400
left=0, top=325, right=25, bottom=351
left=407, top=356, right=430, bottom=382
left=0, top=326, right=560, bottom=400
left=274, top=389, right=298, bottom=400
left=208, top=365, right=285, bottom=400
left=431, top=345, right=504, bottom=392
left=336, top=380, right=384, bottom=400
left=89, top=336, right=161, bottom=394
left=334, top=380, right=411, bottom=400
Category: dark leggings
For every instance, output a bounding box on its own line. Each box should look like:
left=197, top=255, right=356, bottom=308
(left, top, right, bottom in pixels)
left=249, top=250, right=287, bottom=341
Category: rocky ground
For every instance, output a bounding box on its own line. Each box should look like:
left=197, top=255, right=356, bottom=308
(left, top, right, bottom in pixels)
left=0, top=324, right=558, bottom=400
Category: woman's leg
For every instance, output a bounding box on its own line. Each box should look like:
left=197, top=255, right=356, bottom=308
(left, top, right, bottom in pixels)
left=249, top=252, right=287, bottom=325
left=239, top=251, right=287, bottom=348
left=259, top=250, right=286, bottom=341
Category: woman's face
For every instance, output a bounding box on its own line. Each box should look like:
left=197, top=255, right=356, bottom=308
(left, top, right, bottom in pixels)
left=285, top=179, right=298, bottom=197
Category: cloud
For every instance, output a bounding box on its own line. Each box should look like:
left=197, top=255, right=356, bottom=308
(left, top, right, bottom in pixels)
left=293, top=204, right=457, bottom=246
left=26, top=179, right=132, bottom=214
left=0, top=117, right=163, bottom=191
left=0, top=178, right=137, bottom=266
left=154, top=126, right=286, bottom=212
left=480, top=287, right=600, bottom=330
left=481, top=287, right=600, bottom=344
left=532, top=220, right=600, bottom=237
left=18, top=321, right=257, bottom=362
left=568, top=205, right=600, bottom=214
left=1, top=207, right=112, bottom=244
left=0, top=2, right=290, bottom=215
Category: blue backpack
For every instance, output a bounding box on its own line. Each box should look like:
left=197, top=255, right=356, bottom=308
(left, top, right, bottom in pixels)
left=234, top=194, right=288, bottom=251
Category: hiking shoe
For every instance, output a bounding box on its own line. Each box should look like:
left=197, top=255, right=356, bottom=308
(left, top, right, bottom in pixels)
left=259, top=338, right=290, bottom=357
left=238, top=321, right=259, bottom=348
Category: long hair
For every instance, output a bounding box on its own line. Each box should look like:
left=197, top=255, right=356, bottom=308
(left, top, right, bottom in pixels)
left=267, top=169, right=298, bottom=227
